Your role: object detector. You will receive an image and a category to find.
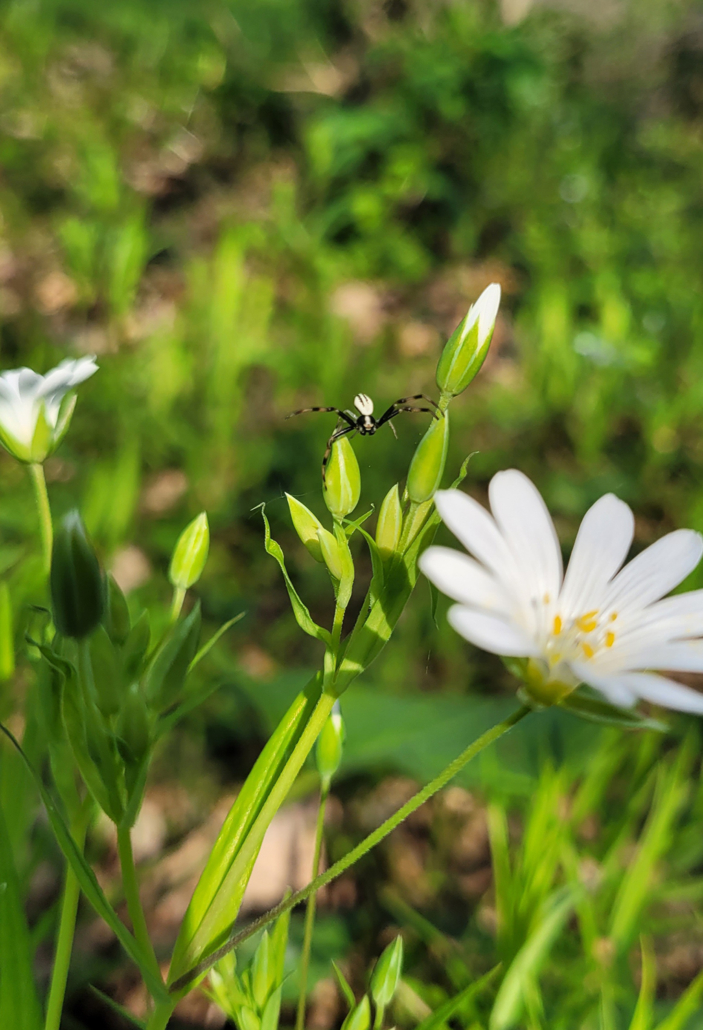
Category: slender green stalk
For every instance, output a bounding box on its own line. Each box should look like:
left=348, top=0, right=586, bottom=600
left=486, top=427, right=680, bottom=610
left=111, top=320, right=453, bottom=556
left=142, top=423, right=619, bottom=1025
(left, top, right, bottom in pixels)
left=29, top=462, right=53, bottom=576
left=179, top=691, right=337, bottom=972
left=145, top=998, right=176, bottom=1030
left=170, top=586, right=186, bottom=623
left=171, top=703, right=532, bottom=993
left=116, top=825, right=163, bottom=988
left=295, top=786, right=329, bottom=1030
left=44, top=807, right=90, bottom=1030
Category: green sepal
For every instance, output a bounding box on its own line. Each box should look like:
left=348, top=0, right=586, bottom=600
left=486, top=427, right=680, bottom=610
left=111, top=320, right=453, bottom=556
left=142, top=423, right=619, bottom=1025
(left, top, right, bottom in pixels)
left=117, top=683, right=152, bottom=765
left=332, top=522, right=355, bottom=610
left=50, top=510, right=104, bottom=639
left=370, top=935, right=404, bottom=1009
left=343, top=506, right=375, bottom=539
left=51, top=392, right=78, bottom=453
left=341, top=995, right=371, bottom=1030
left=104, top=573, right=131, bottom=646
left=0, top=421, right=31, bottom=463
left=332, top=961, right=356, bottom=1010
left=251, top=931, right=272, bottom=1010
left=0, top=723, right=169, bottom=1004
left=257, top=505, right=331, bottom=646
left=123, top=611, right=151, bottom=680
left=144, top=602, right=201, bottom=711
left=559, top=687, right=668, bottom=732
left=89, top=625, right=123, bottom=717
left=29, top=402, right=53, bottom=463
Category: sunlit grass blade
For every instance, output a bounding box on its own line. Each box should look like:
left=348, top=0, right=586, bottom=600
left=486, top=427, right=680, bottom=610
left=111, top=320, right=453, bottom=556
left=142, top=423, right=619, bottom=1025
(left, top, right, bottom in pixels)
left=629, top=936, right=656, bottom=1030
left=0, top=724, right=168, bottom=1003
left=415, top=965, right=501, bottom=1030
left=0, top=804, right=43, bottom=1030
left=489, top=887, right=577, bottom=1030
left=88, top=985, right=147, bottom=1029
left=654, top=967, right=703, bottom=1030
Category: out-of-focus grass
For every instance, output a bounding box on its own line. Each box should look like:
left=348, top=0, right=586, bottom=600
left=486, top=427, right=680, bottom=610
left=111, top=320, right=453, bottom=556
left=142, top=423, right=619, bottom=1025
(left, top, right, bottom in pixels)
left=3, top=0, right=703, bottom=1024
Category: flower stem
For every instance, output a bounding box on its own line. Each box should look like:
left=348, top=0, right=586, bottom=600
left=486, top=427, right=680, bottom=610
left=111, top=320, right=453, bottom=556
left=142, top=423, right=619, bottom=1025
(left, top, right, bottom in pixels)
left=44, top=807, right=90, bottom=1030
left=170, top=586, right=186, bottom=623
left=170, top=703, right=531, bottom=993
left=116, top=825, right=163, bottom=988
left=145, top=999, right=176, bottom=1030
left=295, top=786, right=329, bottom=1030
left=29, top=462, right=53, bottom=577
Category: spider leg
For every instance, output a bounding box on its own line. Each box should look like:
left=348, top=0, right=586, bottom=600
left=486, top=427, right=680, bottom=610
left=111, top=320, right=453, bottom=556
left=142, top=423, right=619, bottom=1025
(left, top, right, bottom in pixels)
left=286, top=406, right=357, bottom=429
left=391, top=394, right=442, bottom=416
left=389, top=420, right=398, bottom=440
left=376, top=402, right=441, bottom=429
left=322, top=424, right=357, bottom=484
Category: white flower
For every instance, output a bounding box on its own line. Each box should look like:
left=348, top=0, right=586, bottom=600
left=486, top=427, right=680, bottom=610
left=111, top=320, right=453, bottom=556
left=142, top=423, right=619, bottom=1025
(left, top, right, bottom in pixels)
left=0, top=356, right=98, bottom=463
left=419, top=469, right=703, bottom=714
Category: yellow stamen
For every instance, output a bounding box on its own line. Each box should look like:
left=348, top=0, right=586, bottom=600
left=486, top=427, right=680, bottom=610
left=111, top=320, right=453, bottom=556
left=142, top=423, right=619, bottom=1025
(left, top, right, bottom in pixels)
left=543, top=593, right=551, bottom=604
left=553, top=614, right=562, bottom=635
left=576, top=609, right=599, bottom=633
left=609, top=612, right=618, bottom=622
left=581, top=642, right=595, bottom=659
left=605, top=631, right=615, bottom=648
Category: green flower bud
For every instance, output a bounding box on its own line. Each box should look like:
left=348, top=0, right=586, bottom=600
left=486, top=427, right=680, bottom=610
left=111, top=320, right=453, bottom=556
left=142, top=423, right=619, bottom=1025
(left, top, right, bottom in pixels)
left=117, top=683, right=151, bottom=765
left=104, top=573, right=131, bottom=646
left=317, top=526, right=344, bottom=580
left=406, top=411, right=449, bottom=504
left=169, top=512, right=209, bottom=590
left=370, top=936, right=404, bottom=1009
left=436, top=283, right=501, bottom=397
left=50, top=510, right=104, bottom=639
left=376, top=484, right=403, bottom=560
left=316, top=701, right=345, bottom=787
left=286, top=494, right=325, bottom=563
left=341, top=995, right=371, bottom=1030
left=324, top=436, right=360, bottom=519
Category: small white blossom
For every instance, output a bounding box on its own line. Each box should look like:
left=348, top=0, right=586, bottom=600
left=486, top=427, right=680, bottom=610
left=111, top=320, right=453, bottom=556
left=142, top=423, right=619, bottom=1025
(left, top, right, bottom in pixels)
left=0, top=356, right=97, bottom=463
left=420, top=469, right=703, bottom=714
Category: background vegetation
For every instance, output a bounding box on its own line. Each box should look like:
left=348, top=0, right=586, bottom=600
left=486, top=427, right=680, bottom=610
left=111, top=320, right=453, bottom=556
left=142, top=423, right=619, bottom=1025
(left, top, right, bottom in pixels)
left=3, top=0, right=703, bottom=1026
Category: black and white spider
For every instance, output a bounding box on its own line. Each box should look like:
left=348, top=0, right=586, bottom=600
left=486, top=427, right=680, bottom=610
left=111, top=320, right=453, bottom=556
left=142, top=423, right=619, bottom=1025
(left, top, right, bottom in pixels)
left=286, top=392, right=442, bottom=482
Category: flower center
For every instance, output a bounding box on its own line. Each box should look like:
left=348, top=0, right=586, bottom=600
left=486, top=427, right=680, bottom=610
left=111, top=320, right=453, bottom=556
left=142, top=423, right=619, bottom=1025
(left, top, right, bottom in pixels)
left=546, top=608, right=617, bottom=667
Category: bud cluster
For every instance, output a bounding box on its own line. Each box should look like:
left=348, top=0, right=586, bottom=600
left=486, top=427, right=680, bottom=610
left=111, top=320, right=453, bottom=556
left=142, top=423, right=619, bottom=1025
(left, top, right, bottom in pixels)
left=43, top=510, right=209, bottom=826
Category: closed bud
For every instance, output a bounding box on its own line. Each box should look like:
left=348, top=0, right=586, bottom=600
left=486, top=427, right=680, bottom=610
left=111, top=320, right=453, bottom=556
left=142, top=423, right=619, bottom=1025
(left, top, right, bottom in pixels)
left=370, top=936, right=404, bottom=1009
left=117, top=683, right=151, bottom=765
left=50, top=510, right=104, bottom=639
left=169, top=512, right=209, bottom=590
left=317, top=527, right=344, bottom=581
left=436, top=283, right=501, bottom=397
left=376, top=484, right=403, bottom=560
left=324, top=436, right=360, bottom=519
left=286, top=494, right=325, bottom=563
left=406, top=411, right=449, bottom=504
left=341, top=996, right=371, bottom=1030
left=316, top=701, right=345, bottom=787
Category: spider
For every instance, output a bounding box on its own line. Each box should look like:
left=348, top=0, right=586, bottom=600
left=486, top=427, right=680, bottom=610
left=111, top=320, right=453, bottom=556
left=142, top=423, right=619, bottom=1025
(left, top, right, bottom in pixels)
left=286, top=392, right=442, bottom=482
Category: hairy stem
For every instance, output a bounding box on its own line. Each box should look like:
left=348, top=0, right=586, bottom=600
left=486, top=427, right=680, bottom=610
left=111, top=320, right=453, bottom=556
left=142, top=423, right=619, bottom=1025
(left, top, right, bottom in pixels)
left=295, top=786, right=329, bottom=1030
left=171, top=703, right=531, bottom=992
left=29, top=462, right=53, bottom=577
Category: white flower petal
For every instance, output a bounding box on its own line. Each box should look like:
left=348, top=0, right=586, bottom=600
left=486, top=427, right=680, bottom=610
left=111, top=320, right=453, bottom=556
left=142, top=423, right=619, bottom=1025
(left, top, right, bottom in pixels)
left=434, top=489, right=516, bottom=585
left=603, top=530, right=703, bottom=614
left=488, top=469, right=563, bottom=611
left=617, top=671, right=703, bottom=714
left=473, top=283, right=501, bottom=345
left=447, top=604, right=540, bottom=657
left=609, top=641, right=703, bottom=673
left=419, top=546, right=511, bottom=615
left=559, top=494, right=634, bottom=619
left=38, top=356, right=98, bottom=424
left=569, top=663, right=637, bottom=707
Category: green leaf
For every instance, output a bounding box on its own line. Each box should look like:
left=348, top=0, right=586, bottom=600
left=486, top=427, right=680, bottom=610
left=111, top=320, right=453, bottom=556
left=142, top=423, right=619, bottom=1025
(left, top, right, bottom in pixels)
left=654, top=967, right=703, bottom=1030
left=342, top=507, right=374, bottom=538
left=257, top=505, right=331, bottom=646
left=490, top=887, right=577, bottom=1030
left=168, top=675, right=322, bottom=987
left=332, top=961, right=356, bottom=1011
left=0, top=724, right=169, bottom=1003
left=88, top=985, right=147, bottom=1028
left=0, top=805, right=43, bottom=1030
left=416, top=965, right=501, bottom=1030
left=188, top=612, right=245, bottom=672
left=559, top=688, right=668, bottom=732
left=145, top=602, right=201, bottom=711
left=629, top=937, right=655, bottom=1030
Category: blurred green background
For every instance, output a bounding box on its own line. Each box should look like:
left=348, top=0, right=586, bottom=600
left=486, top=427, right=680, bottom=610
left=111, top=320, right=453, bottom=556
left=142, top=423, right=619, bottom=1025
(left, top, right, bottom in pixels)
left=4, top=0, right=703, bottom=1026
